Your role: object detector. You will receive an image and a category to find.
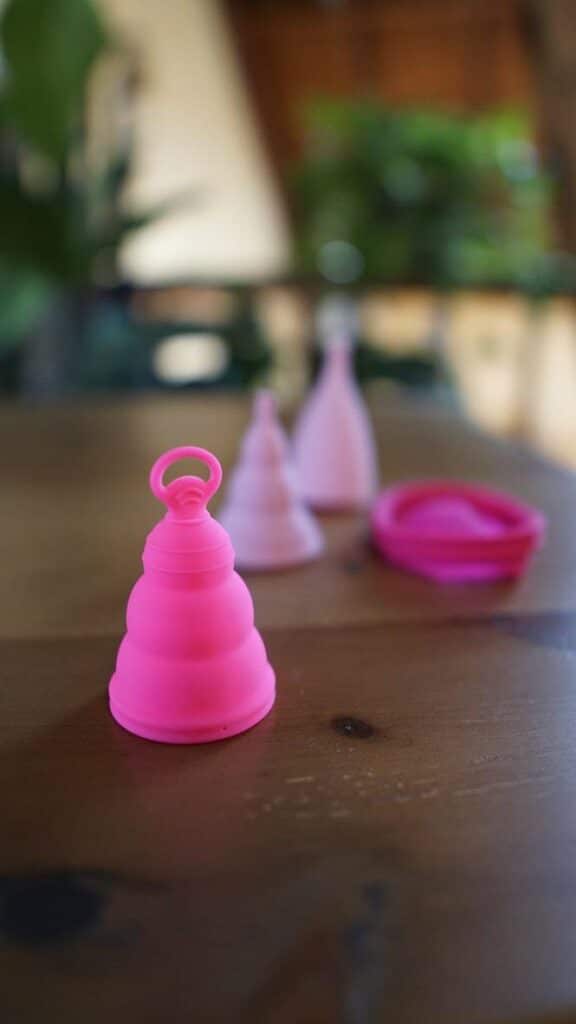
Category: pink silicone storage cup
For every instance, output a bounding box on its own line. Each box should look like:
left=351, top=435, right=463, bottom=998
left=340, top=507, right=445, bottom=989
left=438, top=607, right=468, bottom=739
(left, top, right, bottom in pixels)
left=371, top=480, right=546, bottom=583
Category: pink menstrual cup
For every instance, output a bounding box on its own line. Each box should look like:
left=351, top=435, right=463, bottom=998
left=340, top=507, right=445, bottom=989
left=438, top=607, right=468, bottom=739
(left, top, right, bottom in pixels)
left=371, top=479, right=546, bottom=583
left=219, top=390, right=323, bottom=570
left=109, top=446, right=276, bottom=743
left=292, top=336, right=378, bottom=510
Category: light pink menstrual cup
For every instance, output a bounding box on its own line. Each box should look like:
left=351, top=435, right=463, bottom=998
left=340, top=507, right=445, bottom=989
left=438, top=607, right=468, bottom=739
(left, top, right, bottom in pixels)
left=219, top=390, right=323, bottom=570
left=109, top=446, right=276, bottom=743
left=292, top=337, right=378, bottom=510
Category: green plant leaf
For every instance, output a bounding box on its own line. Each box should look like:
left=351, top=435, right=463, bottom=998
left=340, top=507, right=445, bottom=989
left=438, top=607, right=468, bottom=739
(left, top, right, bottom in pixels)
left=1, top=0, right=107, bottom=161
left=0, top=266, right=54, bottom=349
left=0, top=175, right=92, bottom=281
left=292, top=100, right=554, bottom=287
left=95, top=189, right=200, bottom=251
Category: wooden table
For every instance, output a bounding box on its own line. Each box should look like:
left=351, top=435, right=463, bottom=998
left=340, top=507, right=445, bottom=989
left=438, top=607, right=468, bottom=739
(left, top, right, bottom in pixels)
left=2, top=388, right=576, bottom=1023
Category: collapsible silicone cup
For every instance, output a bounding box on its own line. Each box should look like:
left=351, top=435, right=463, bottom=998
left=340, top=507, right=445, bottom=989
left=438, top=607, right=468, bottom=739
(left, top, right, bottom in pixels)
left=219, top=390, right=324, bottom=571
left=109, top=446, right=276, bottom=743
left=371, top=480, right=546, bottom=583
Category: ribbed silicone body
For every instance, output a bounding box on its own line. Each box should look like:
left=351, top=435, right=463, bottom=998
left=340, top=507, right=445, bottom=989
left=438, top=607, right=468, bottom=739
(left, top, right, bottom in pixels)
left=109, top=447, right=276, bottom=743
left=219, top=390, right=323, bottom=570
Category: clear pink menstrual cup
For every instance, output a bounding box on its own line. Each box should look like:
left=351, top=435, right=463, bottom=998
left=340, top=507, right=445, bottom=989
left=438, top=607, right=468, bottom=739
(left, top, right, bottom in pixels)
left=109, top=446, right=276, bottom=743
left=219, top=390, right=323, bottom=571
left=371, top=480, right=546, bottom=583
left=292, top=338, right=378, bottom=510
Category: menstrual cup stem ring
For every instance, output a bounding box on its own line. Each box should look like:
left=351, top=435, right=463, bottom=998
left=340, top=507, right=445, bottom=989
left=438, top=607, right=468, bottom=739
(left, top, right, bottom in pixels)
left=150, top=446, right=223, bottom=513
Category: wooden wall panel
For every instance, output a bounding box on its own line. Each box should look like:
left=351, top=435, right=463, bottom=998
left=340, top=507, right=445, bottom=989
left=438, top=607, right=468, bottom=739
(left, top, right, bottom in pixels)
left=226, top=0, right=535, bottom=169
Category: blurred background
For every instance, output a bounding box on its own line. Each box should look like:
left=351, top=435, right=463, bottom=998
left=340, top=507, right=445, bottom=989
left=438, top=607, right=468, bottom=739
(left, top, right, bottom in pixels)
left=1, top=0, right=576, bottom=465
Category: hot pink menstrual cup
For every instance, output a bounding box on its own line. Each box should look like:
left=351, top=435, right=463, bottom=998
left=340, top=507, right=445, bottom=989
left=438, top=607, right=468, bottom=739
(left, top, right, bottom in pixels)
left=292, top=337, right=378, bottom=510
left=371, top=480, right=546, bottom=583
left=219, top=390, right=324, bottom=571
left=109, top=446, right=276, bottom=743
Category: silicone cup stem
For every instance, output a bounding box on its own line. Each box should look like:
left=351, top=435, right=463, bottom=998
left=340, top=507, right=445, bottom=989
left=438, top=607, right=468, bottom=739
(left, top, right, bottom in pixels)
left=149, top=446, right=223, bottom=519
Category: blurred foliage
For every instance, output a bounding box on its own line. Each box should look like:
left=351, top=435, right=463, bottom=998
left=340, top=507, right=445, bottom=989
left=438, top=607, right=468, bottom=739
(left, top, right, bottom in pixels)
left=1, top=0, right=107, bottom=162
left=0, top=0, right=270, bottom=392
left=0, top=0, right=223, bottom=392
left=0, top=0, right=112, bottom=353
left=293, top=100, right=574, bottom=292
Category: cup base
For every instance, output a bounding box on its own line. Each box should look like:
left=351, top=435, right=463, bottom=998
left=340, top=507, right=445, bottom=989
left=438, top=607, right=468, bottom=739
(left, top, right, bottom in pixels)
left=109, top=674, right=275, bottom=745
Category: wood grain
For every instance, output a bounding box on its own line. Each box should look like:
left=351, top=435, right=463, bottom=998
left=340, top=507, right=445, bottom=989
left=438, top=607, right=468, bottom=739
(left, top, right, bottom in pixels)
left=1, top=391, right=576, bottom=1022
left=2, top=623, right=576, bottom=1022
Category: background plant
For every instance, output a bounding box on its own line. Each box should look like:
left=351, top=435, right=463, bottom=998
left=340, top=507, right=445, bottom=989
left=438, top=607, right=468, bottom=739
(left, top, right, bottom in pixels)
left=292, top=100, right=562, bottom=290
